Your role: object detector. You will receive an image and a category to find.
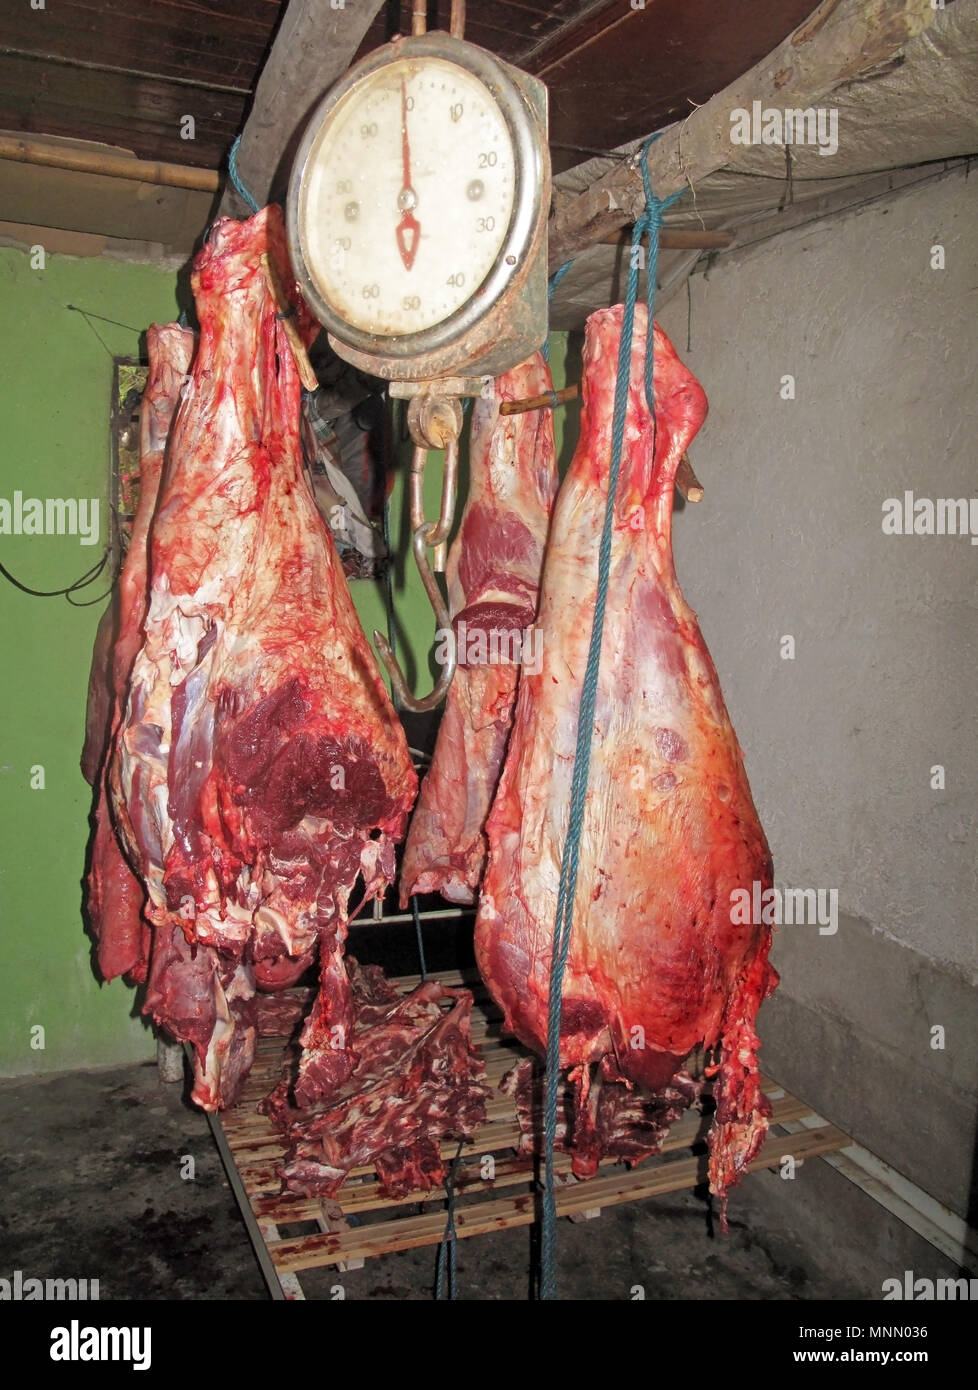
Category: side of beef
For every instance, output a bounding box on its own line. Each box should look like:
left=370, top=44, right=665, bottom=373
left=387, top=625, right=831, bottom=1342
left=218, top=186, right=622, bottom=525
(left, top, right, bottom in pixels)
left=476, top=305, right=777, bottom=1214
left=399, top=353, right=558, bottom=906
left=109, top=208, right=417, bottom=1108
left=86, top=324, right=195, bottom=984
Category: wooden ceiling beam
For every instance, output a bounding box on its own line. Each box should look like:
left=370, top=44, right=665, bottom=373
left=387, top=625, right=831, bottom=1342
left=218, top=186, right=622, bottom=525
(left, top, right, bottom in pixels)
left=548, top=0, right=943, bottom=270
left=221, top=0, right=388, bottom=217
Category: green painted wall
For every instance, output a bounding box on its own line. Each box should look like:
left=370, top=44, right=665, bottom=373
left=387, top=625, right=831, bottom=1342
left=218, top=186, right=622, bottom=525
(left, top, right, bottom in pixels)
left=0, top=246, right=182, bottom=1075
left=0, top=237, right=575, bottom=1077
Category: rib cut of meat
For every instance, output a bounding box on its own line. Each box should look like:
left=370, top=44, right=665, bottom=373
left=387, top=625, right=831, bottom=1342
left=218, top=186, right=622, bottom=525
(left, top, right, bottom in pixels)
left=475, top=304, right=777, bottom=1216
left=261, top=959, right=488, bottom=1199
left=109, top=207, right=417, bottom=1108
left=86, top=323, right=195, bottom=984
left=399, top=353, right=558, bottom=906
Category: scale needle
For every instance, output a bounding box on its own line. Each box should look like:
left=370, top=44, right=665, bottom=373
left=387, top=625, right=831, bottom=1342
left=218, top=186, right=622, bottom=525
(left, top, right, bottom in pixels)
left=396, top=77, right=421, bottom=271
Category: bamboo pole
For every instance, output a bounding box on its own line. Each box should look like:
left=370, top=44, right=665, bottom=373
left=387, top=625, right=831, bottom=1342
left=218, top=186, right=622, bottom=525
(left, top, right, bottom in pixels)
left=0, top=134, right=220, bottom=192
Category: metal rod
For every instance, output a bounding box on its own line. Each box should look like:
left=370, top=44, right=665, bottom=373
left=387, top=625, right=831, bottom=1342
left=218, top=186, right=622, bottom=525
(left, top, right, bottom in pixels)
left=499, top=384, right=578, bottom=417
left=500, top=379, right=705, bottom=500
left=373, top=524, right=457, bottom=712
left=412, top=0, right=427, bottom=36
left=450, top=0, right=466, bottom=39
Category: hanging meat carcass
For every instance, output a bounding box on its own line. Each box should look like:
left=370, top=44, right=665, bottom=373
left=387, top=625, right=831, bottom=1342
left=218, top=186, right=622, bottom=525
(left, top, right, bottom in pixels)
left=86, top=323, right=195, bottom=984
left=400, top=353, right=558, bottom=906
left=475, top=304, right=777, bottom=1215
left=108, top=207, right=417, bottom=1108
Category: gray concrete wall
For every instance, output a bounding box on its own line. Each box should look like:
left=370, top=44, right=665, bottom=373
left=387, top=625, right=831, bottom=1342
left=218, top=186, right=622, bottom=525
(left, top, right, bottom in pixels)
left=657, top=165, right=977, bottom=1222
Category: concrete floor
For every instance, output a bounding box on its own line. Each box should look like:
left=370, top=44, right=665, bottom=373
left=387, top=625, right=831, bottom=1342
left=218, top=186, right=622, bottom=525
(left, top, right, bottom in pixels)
left=1, top=1055, right=961, bottom=1302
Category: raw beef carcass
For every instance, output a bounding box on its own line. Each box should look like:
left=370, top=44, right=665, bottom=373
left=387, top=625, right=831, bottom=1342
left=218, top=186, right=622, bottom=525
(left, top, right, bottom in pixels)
left=262, top=960, right=488, bottom=1199
left=109, top=207, right=417, bottom=1108
left=86, top=323, right=195, bottom=983
left=399, top=353, right=558, bottom=905
left=475, top=304, right=777, bottom=1215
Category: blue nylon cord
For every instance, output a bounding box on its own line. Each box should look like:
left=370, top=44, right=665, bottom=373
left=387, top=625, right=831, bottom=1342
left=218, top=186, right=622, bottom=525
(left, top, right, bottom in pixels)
left=539, top=136, right=683, bottom=1301
left=542, top=260, right=572, bottom=368
left=228, top=134, right=260, bottom=214
left=435, top=1139, right=464, bottom=1300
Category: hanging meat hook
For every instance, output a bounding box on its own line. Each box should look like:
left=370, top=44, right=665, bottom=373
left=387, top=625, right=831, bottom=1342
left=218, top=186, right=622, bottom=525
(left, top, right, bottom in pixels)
left=374, top=394, right=462, bottom=713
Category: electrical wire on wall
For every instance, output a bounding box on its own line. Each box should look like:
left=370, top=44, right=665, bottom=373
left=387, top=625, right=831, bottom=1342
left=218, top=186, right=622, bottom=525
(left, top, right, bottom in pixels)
left=0, top=506, right=121, bottom=607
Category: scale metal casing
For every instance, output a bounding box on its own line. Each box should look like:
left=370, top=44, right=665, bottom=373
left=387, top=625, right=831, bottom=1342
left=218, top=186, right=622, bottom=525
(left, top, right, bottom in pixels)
left=287, top=33, right=550, bottom=383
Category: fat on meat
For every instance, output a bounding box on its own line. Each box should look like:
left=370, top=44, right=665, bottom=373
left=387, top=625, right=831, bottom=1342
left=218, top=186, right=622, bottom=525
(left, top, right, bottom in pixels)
left=109, top=207, right=417, bottom=1108
left=400, top=352, right=558, bottom=905
left=475, top=304, right=777, bottom=1216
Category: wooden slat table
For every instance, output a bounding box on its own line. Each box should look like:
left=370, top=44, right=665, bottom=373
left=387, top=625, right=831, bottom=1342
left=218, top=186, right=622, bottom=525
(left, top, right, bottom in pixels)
left=213, top=969, right=850, bottom=1297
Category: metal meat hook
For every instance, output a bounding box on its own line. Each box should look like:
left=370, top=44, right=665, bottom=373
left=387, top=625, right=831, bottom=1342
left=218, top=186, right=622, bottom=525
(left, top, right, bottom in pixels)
left=374, top=398, right=462, bottom=713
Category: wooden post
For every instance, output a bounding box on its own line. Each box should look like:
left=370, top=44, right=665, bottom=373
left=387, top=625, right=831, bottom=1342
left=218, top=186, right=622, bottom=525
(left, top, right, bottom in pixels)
left=548, top=0, right=942, bottom=269
left=221, top=0, right=387, bottom=216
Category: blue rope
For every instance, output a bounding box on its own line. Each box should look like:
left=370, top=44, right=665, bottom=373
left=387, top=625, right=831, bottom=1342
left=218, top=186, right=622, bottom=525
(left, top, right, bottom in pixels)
left=435, top=1140, right=464, bottom=1299
left=542, top=261, right=572, bottom=367
left=538, top=135, right=683, bottom=1301
left=411, top=895, right=428, bottom=981
left=228, top=134, right=260, bottom=214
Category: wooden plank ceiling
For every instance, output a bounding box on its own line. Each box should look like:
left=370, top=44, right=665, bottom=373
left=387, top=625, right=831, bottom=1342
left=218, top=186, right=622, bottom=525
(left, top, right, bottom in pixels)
left=0, top=0, right=819, bottom=175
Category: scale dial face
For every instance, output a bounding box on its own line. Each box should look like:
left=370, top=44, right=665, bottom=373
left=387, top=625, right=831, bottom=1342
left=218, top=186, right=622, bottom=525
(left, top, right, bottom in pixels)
left=289, top=35, right=547, bottom=372
left=298, top=56, right=516, bottom=337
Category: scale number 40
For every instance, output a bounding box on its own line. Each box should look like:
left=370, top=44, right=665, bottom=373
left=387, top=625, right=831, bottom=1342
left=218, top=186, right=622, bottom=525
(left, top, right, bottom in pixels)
left=447, top=272, right=465, bottom=288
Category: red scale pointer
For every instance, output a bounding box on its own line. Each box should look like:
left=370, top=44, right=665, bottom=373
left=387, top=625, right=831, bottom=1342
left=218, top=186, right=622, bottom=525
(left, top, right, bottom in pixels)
left=396, top=78, right=421, bottom=271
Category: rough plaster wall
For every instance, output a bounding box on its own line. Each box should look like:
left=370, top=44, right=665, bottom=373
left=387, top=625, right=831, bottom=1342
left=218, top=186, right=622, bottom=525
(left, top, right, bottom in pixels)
left=657, top=167, right=977, bottom=1217
left=659, top=166, right=977, bottom=982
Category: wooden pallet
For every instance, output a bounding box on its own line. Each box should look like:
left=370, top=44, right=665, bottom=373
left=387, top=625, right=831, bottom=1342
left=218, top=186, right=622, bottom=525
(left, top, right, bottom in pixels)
left=216, top=968, right=850, bottom=1295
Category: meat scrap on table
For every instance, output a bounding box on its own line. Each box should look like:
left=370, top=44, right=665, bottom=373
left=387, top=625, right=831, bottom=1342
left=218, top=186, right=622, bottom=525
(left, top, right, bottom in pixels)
left=260, top=960, right=488, bottom=1199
